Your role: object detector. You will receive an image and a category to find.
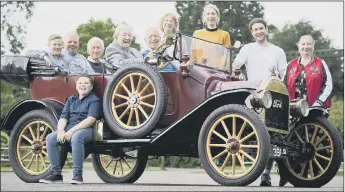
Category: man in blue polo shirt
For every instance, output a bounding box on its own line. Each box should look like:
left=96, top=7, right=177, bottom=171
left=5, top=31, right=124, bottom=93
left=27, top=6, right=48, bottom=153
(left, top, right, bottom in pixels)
left=142, top=26, right=176, bottom=72
left=39, top=74, right=101, bottom=184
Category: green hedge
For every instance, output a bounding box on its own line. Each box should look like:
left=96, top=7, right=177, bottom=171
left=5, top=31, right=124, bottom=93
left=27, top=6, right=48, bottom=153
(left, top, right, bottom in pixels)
left=329, top=98, right=344, bottom=141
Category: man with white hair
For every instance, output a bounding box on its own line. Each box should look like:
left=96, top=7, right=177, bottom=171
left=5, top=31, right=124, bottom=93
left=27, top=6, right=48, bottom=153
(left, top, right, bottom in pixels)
left=86, top=37, right=107, bottom=74
left=105, top=22, right=142, bottom=71
left=142, top=26, right=176, bottom=72
left=62, top=32, right=94, bottom=74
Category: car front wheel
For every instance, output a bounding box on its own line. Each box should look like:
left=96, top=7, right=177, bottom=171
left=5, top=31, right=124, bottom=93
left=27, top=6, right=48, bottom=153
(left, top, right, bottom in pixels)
left=277, top=115, right=343, bottom=188
left=198, top=104, right=270, bottom=186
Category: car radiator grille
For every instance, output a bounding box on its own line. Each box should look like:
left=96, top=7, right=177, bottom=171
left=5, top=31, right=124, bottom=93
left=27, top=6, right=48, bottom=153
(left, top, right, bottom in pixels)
left=265, top=92, right=289, bottom=133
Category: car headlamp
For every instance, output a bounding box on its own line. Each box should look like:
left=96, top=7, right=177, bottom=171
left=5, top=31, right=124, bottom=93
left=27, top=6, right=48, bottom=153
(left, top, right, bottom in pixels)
left=250, top=90, right=272, bottom=109
left=290, top=99, right=309, bottom=117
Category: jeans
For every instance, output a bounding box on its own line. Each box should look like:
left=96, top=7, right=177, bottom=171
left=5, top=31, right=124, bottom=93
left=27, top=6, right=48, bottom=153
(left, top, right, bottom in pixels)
left=46, top=128, right=93, bottom=177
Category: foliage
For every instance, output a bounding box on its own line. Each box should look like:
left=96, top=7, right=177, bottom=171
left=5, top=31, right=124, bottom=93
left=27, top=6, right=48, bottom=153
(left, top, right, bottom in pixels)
left=148, top=156, right=201, bottom=168
left=0, top=81, right=31, bottom=119
left=329, top=98, right=344, bottom=140
left=1, top=1, right=35, bottom=55
left=76, top=18, right=141, bottom=58
left=176, top=1, right=265, bottom=45
left=1, top=2, right=34, bottom=119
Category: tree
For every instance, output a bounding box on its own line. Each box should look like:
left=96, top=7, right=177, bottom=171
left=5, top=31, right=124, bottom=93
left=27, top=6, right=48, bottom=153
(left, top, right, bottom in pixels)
left=1, top=1, right=35, bottom=55
left=1, top=2, right=34, bottom=118
left=76, top=18, right=141, bottom=58
left=269, top=20, right=344, bottom=96
left=176, top=1, right=265, bottom=45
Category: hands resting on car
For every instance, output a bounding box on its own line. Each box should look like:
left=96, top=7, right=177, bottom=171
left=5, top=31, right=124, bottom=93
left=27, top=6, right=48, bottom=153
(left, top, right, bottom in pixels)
left=312, top=100, right=324, bottom=108
left=43, top=56, right=52, bottom=66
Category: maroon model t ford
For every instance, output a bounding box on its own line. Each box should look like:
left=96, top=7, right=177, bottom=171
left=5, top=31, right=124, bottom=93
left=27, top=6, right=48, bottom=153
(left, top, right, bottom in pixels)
left=0, top=33, right=342, bottom=187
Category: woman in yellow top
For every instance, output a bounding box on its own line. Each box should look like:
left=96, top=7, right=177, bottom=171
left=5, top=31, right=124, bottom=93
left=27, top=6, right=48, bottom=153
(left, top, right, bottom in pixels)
left=191, top=3, right=231, bottom=69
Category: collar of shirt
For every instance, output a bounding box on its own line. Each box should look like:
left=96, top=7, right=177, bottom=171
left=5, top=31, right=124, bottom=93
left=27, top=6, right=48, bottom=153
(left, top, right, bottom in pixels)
left=63, top=50, right=77, bottom=57
left=71, top=92, right=94, bottom=101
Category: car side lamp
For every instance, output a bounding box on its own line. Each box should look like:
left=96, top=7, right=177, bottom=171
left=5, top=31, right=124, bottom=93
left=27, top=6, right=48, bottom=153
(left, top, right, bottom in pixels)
left=250, top=90, right=273, bottom=109
left=290, top=99, right=309, bottom=117
left=144, top=34, right=174, bottom=69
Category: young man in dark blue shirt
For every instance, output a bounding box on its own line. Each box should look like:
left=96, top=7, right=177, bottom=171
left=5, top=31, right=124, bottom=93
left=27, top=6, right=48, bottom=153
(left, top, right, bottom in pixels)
left=39, top=74, right=101, bottom=184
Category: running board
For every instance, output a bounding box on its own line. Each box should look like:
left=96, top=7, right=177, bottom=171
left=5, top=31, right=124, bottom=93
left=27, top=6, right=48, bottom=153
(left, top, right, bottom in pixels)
left=98, top=139, right=151, bottom=143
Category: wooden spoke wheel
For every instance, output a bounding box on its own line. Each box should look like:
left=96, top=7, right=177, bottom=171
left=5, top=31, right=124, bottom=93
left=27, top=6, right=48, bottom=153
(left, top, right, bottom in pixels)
left=103, top=63, right=167, bottom=138
left=8, top=110, right=62, bottom=183
left=16, top=120, right=53, bottom=175
left=198, top=104, right=270, bottom=186
left=111, top=73, right=156, bottom=130
left=206, top=114, right=260, bottom=179
left=277, top=115, right=343, bottom=188
left=92, top=149, right=148, bottom=183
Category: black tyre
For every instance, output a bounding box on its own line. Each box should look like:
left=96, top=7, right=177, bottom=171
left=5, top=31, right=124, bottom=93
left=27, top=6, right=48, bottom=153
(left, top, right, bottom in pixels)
left=91, top=148, right=148, bottom=183
left=277, top=115, right=343, bottom=188
left=8, top=110, right=65, bottom=183
left=198, top=104, right=270, bottom=186
left=103, top=62, right=168, bottom=138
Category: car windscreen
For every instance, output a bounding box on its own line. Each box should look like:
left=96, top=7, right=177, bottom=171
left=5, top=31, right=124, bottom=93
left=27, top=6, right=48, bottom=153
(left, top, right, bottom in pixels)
left=181, top=34, right=231, bottom=72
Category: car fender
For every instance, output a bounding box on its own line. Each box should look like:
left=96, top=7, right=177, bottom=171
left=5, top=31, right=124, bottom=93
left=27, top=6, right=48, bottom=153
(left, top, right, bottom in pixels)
left=152, top=88, right=256, bottom=144
left=308, top=106, right=330, bottom=118
left=1, top=99, right=64, bottom=134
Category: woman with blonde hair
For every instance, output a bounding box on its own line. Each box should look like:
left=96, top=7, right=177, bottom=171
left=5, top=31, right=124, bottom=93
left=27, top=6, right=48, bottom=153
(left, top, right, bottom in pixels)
left=159, top=13, right=186, bottom=58
left=193, top=3, right=231, bottom=47
left=190, top=3, right=231, bottom=68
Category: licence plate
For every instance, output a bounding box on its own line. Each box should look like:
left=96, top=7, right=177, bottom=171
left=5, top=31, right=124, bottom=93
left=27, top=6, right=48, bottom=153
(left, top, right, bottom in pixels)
left=272, top=145, right=287, bottom=157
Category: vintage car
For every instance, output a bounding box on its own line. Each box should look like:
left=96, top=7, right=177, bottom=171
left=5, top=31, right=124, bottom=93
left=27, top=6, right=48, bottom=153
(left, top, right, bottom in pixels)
left=0, top=33, right=342, bottom=187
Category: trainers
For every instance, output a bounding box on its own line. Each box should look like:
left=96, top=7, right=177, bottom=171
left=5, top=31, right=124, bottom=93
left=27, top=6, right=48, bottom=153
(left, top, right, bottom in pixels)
left=39, top=174, right=63, bottom=184
left=260, top=173, right=271, bottom=186
left=70, top=174, right=83, bottom=184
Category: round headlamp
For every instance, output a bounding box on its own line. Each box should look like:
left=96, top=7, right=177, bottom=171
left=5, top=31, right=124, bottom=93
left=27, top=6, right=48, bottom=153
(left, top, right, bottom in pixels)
left=250, top=90, right=272, bottom=109
left=290, top=99, right=309, bottom=117
left=299, top=99, right=309, bottom=117
left=259, top=90, right=273, bottom=108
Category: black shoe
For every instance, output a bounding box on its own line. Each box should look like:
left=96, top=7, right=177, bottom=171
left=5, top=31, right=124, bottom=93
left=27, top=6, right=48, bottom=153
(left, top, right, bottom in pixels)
left=39, top=174, right=63, bottom=184
left=260, top=173, right=271, bottom=186
left=279, top=177, right=288, bottom=187
left=70, top=174, right=83, bottom=184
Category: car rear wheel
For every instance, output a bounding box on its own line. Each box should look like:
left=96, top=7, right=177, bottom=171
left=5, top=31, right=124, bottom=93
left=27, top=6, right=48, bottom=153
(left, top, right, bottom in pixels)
left=198, top=104, right=270, bottom=186
left=103, top=62, right=168, bottom=139
left=277, top=115, right=343, bottom=188
left=91, top=148, right=148, bottom=183
left=8, top=110, right=65, bottom=183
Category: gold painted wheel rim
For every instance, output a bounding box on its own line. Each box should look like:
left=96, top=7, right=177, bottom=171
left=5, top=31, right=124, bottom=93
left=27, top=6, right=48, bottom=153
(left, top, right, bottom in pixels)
left=16, top=120, right=53, bottom=175
left=111, top=72, right=156, bottom=129
left=99, top=150, right=138, bottom=178
left=286, top=123, right=333, bottom=180
left=206, top=114, right=260, bottom=179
